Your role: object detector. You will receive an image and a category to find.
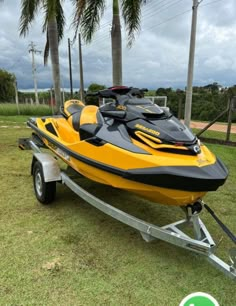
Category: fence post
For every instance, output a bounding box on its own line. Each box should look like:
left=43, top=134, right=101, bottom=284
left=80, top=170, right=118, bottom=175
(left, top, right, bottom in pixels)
left=226, top=98, right=233, bottom=142
left=226, top=96, right=236, bottom=142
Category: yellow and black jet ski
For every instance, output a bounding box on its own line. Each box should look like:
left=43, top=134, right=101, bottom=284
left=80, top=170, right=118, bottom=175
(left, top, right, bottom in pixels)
left=27, top=86, right=228, bottom=207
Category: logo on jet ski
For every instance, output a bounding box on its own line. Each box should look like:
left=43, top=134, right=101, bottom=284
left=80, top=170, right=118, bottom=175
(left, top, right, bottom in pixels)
left=56, top=148, right=70, bottom=161
left=135, top=124, right=160, bottom=136
left=48, top=141, right=70, bottom=161
left=116, top=105, right=127, bottom=111
left=48, top=141, right=57, bottom=151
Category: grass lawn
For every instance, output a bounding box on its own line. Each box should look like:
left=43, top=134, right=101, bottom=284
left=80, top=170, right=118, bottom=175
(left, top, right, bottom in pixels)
left=0, top=115, right=29, bottom=123
left=0, top=117, right=235, bottom=305
left=192, top=128, right=236, bottom=142
left=0, top=103, right=53, bottom=117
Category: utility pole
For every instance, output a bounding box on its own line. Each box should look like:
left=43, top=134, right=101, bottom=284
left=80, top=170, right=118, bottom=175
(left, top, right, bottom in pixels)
left=184, top=0, right=201, bottom=127
left=78, top=33, right=85, bottom=102
left=68, top=38, right=73, bottom=98
left=29, top=42, right=41, bottom=105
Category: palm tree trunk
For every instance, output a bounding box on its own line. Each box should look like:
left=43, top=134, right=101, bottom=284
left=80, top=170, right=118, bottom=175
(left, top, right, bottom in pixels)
left=111, top=0, right=122, bottom=86
left=48, top=16, right=62, bottom=112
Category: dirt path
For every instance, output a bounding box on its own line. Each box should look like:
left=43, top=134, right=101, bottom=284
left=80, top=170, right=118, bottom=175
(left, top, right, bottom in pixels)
left=190, top=121, right=236, bottom=134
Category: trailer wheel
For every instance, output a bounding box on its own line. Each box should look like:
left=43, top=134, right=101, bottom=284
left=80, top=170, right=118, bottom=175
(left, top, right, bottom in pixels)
left=33, top=161, right=56, bottom=204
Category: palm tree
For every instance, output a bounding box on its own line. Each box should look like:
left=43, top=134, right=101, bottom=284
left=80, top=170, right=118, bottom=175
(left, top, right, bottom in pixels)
left=73, top=0, right=146, bottom=86
left=19, top=0, right=65, bottom=112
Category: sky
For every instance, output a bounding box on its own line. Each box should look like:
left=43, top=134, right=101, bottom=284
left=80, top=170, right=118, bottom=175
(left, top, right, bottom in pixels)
left=0, top=0, right=236, bottom=91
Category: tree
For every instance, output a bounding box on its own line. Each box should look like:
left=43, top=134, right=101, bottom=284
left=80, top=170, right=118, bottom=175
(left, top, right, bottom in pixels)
left=85, top=83, right=106, bottom=106
left=87, top=83, right=106, bottom=92
left=73, top=0, right=146, bottom=86
left=0, top=69, right=15, bottom=102
left=19, top=0, right=65, bottom=112
left=156, top=87, right=172, bottom=95
left=227, top=85, right=236, bottom=98
left=204, top=82, right=221, bottom=95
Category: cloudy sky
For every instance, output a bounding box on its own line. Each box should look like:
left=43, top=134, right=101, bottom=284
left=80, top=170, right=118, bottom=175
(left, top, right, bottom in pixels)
left=0, top=0, right=236, bottom=91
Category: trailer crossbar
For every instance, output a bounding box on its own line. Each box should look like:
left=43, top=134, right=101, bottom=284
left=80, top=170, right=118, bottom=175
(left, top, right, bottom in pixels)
left=61, top=172, right=236, bottom=280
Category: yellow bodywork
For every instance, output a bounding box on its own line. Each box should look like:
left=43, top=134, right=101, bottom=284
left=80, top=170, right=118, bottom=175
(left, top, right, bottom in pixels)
left=34, top=101, right=217, bottom=206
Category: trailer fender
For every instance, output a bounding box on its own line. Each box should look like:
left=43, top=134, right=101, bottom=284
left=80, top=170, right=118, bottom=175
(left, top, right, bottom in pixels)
left=31, top=153, right=61, bottom=182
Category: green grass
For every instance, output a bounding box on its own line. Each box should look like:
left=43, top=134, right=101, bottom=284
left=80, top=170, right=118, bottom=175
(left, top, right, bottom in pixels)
left=0, top=103, right=53, bottom=116
left=192, top=128, right=236, bottom=142
left=0, top=115, right=29, bottom=123
left=0, top=123, right=235, bottom=305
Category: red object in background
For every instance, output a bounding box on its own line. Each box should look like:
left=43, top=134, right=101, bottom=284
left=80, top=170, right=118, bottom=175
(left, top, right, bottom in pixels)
left=50, top=98, right=55, bottom=106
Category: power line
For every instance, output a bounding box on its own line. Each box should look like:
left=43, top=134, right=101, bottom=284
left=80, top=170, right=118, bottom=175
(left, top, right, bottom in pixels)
left=141, top=8, right=192, bottom=32
left=81, top=0, right=188, bottom=48
left=141, top=0, right=174, bottom=15
left=79, top=0, right=229, bottom=64
left=88, top=5, right=193, bottom=50
left=141, top=0, right=188, bottom=29
left=74, top=0, right=230, bottom=86
left=90, top=30, right=111, bottom=44
left=84, top=0, right=186, bottom=46
left=201, top=0, right=224, bottom=7
left=98, top=20, right=111, bottom=30
left=142, top=0, right=185, bottom=18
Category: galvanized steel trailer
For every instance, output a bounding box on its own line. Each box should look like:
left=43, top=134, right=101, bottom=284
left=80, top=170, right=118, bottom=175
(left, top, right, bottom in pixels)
left=19, top=137, right=236, bottom=280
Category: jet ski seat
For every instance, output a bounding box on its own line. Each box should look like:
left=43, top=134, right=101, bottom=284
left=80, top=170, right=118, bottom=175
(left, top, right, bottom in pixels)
left=62, top=100, right=103, bottom=136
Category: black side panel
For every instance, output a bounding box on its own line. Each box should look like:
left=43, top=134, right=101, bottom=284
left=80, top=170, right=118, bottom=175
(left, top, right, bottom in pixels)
left=95, top=122, right=149, bottom=154
left=45, top=123, right=57, bottom=136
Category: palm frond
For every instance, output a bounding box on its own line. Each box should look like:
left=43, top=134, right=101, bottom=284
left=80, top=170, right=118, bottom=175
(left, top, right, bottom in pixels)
left=55, top=0, right=65, bottom=41
left=43, top=28, right=50, bottom=65
left=72, top=0, right=87, bottom=19
left=73, top=0, right=105, bottom=43
left=121, top=0, right=146, bottom=47
left=71, top=0, right=87, bottom=41
left=19, top=0, right=41, bottom=36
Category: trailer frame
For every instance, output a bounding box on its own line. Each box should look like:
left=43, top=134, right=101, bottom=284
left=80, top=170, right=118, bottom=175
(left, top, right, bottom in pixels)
left=19, top=137, right=236, bottom=280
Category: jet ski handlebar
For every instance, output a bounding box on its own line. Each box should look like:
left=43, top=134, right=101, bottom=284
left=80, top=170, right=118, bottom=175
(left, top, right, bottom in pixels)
left=86, top=87, right=149, bottom=101
left=86, top=90, right=117, bottom=100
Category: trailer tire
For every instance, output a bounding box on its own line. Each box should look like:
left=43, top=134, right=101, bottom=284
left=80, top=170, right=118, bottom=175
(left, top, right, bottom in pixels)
left=33, top=161, right=56, bottom=204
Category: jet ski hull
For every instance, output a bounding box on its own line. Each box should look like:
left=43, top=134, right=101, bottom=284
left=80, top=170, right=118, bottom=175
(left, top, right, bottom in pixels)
left=27, top=115, right=228, bottom=207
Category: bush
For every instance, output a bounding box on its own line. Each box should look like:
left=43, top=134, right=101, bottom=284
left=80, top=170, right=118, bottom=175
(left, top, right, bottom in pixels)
left=0, top=69, right=15, bottom=102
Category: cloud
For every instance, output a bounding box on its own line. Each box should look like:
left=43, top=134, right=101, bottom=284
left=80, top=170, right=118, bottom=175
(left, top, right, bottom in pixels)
left=0, top=0, right=236, bottom=90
